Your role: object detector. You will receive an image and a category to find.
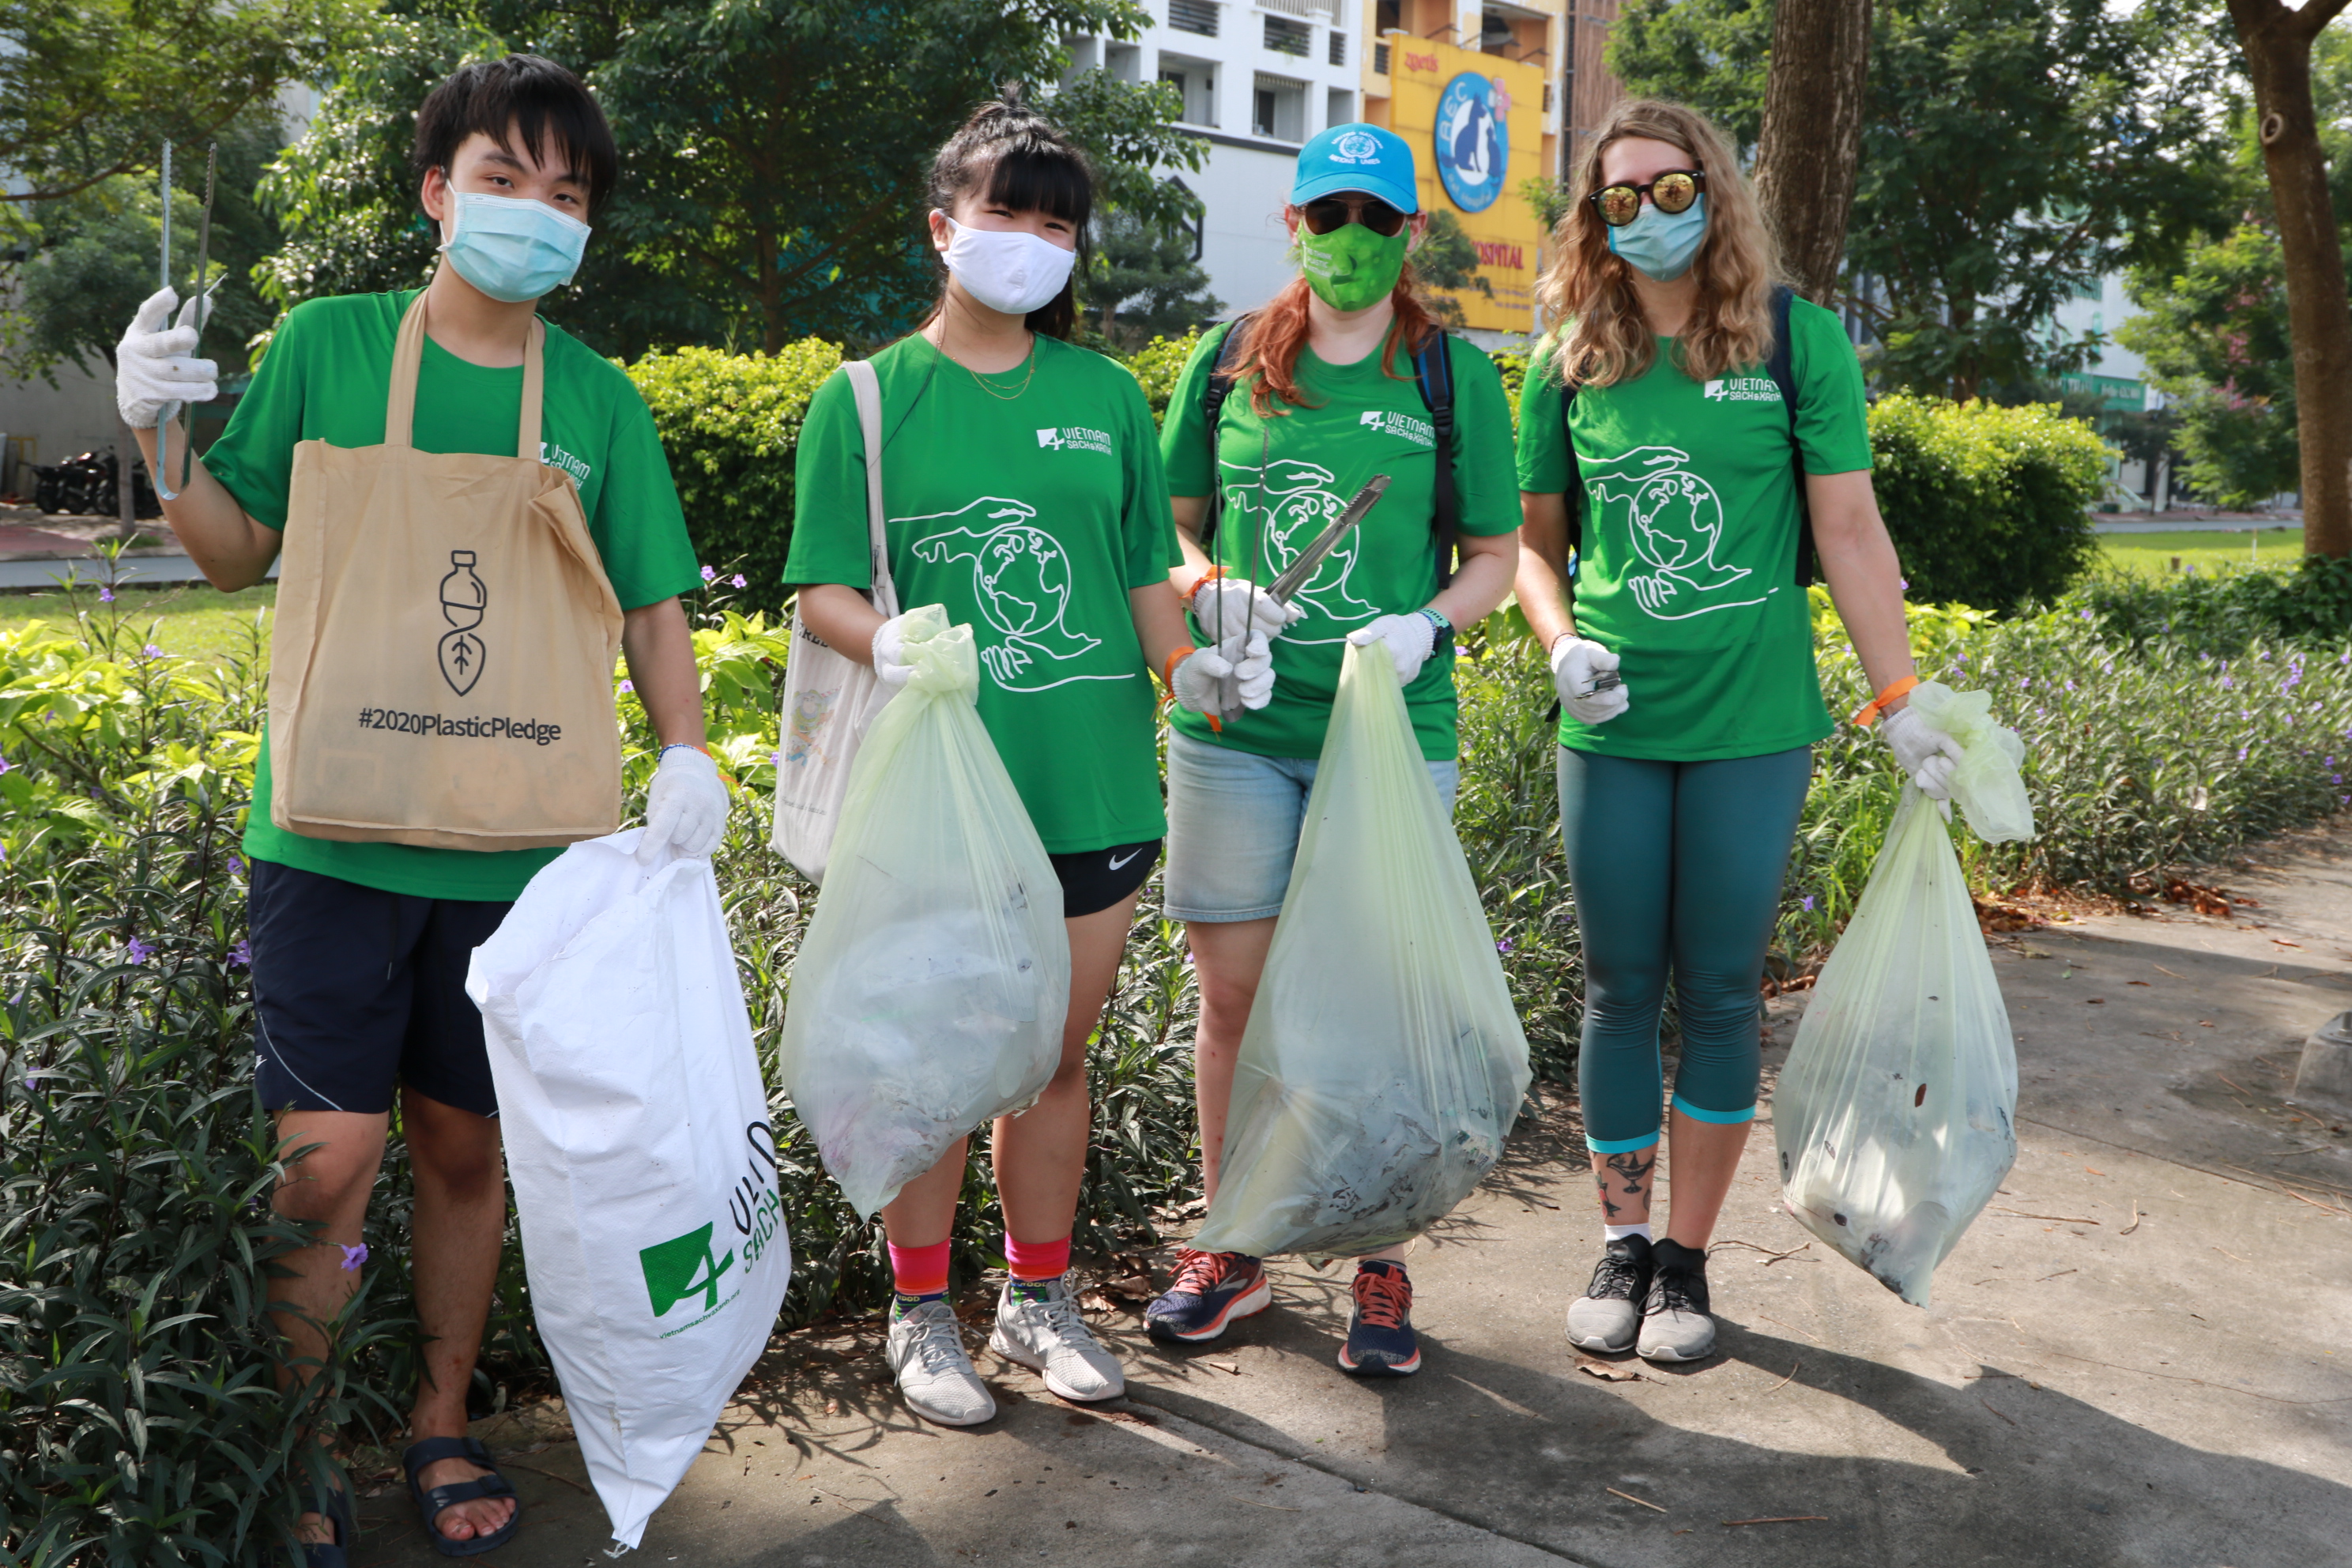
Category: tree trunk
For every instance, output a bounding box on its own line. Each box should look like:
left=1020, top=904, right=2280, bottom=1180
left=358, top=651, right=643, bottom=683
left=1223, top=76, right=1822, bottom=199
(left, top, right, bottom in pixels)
left=1751, top=0, right=1872, bottom=306
left=2226, top=0, right=2352, bottom=557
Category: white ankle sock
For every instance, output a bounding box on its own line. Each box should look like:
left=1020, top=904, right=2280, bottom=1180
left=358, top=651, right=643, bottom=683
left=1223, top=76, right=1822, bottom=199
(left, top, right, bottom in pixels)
left=1603, top=1223, right=1654, bottom=1244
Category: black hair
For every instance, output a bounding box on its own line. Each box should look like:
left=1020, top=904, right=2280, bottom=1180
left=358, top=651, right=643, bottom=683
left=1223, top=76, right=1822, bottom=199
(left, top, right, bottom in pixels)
left=925, top=89, right=1094, bottom=340
left=412, top=55, right=618, bottom=218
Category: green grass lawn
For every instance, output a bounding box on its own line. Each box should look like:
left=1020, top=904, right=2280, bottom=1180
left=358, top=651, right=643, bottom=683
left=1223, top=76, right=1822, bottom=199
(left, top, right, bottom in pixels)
left=1, top=581, right=276, bottom=665
left=2096, top=526, right=2303, bottom=580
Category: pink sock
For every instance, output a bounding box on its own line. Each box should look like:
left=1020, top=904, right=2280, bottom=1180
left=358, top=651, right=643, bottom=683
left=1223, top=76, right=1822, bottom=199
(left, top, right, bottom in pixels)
left=888, top=1238, right=952, bottom=1299
left=1004, top=1232, right=1072, bottom=1283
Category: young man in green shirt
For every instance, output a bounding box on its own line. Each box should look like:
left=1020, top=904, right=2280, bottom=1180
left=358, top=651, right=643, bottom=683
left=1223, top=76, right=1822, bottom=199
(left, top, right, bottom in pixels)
left=114, top=55, right=722, bottom=1560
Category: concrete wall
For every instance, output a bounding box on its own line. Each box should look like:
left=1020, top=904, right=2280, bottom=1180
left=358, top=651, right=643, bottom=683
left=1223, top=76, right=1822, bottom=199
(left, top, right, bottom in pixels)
left=1197, top=140, right=1300, bottom=318
left=0, top=358, right=124, bottom=497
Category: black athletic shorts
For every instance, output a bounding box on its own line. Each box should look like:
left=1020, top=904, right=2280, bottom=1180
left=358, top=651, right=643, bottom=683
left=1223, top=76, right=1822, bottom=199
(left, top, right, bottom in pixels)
left=1048, top=839, right=1162, bottom=918
left=248, top=859, right=511, bottom=1119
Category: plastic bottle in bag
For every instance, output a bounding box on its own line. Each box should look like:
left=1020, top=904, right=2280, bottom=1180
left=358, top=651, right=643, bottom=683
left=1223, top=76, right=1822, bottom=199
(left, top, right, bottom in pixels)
left=1773, top=683, right=2033, bottom=1306
left=1192, top=641, right=1532, bottom=1261
left=776, top=605, right=1070, bottom=1218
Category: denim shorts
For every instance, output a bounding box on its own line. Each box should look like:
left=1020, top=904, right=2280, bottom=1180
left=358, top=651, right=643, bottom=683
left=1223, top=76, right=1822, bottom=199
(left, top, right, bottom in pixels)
left=1163, top=728, right=1462, bottom=922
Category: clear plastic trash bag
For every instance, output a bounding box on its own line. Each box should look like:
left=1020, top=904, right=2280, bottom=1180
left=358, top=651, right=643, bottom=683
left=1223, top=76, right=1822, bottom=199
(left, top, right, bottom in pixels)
left=776, top=604, right=1069, bottom=1218
left=1774, top=684, right=2034, bottom=1306
left=1193, top=642, right=1532, bottom=1260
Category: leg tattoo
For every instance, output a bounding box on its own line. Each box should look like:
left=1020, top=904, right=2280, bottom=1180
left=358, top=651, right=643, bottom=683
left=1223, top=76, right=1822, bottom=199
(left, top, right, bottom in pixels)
left=1596, top=1148, right=1656, bottom=1222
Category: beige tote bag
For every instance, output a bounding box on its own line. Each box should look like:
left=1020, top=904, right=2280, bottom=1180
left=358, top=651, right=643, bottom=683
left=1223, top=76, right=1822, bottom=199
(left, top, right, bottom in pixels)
left=268, top=293, right=626, bottom=850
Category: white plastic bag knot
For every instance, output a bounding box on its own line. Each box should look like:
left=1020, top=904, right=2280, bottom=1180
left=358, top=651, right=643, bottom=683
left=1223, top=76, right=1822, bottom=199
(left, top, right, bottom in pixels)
left=891, top=603, right=980, bottom=699
left=1905, top=680, right=2034, bottom=844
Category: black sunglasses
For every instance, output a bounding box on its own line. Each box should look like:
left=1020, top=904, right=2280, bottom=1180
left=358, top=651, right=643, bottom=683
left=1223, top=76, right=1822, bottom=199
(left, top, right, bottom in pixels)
left=1589, top=168, right=1706, bottom=228
left=1300, top=194, right=1408, bottom=238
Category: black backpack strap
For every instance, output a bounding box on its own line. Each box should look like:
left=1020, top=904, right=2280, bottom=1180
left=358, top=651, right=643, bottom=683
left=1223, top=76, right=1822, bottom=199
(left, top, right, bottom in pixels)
left=1412, top=328, right=1461, bottom=589
left=1198, top=315, right=1253, bottom=557
left=1766, top=284, right=1815, bottom=587
left=1557, top=360, right=1583, bottom=599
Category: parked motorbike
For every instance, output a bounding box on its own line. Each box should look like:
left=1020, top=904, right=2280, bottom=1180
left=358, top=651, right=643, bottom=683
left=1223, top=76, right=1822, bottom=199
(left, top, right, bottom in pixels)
left=30, top=450, right=160, bottom=520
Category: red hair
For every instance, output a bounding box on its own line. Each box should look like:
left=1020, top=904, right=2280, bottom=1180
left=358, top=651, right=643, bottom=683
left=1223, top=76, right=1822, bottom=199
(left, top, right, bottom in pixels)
left=1223, top=267, right=1444, bottom=417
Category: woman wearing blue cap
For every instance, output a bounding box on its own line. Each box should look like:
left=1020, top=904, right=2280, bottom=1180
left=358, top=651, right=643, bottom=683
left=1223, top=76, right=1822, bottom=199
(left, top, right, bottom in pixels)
left=1144, top=122, right=1520, bottom=1376
left=1515, top=99, right=1969, bottom=1365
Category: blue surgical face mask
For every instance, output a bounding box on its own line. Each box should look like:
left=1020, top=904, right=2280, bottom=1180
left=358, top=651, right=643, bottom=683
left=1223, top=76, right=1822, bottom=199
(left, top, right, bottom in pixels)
left=438, top=187, right=592, bottom=303
left=1606, top=194, right=1708, bottom=283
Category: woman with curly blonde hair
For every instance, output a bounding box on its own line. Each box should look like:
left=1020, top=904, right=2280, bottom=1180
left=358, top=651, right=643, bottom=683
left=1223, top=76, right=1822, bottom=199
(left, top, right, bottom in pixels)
left=1514, top=99, right=1982, bottom=1364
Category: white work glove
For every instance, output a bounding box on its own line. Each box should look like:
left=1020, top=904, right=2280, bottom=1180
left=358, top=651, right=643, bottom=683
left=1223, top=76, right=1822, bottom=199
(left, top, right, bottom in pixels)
left=1878, top=704, right=1964, bottom=801
left=1170, top=632, right=1276, bottom=714
left=115, top=287, right=217, bottom=429
left=1186, top=574, right=1302, bottom=655
left=1347, top=611, right=1447, bottom=684
left=870, top=611, right=919, bottom=687
left=1550, top=635, right=1630, bottom=725
left=638, top=745, right=729, bottom=862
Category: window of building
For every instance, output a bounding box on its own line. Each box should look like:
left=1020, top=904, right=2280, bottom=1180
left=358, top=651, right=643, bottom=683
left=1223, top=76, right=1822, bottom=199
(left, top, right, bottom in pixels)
left=1329, top=28, right=1348, bottom=66
left=1253, top=74, right=1306, bottom=142
left=1374, top=40, right=1391, bottom=74
left=1161, top=55, right=1219, bottom=128
left=1327, top=87, right=1355, bottom=127
left=1169, top=0, right=1218, bottom=38
left=1265, top=15, right=1311, bottom=56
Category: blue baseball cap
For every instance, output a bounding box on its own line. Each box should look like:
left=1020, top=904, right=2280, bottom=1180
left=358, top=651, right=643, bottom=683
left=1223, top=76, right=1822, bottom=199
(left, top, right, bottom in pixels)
left=1291, top=122, right=1419, bottom=215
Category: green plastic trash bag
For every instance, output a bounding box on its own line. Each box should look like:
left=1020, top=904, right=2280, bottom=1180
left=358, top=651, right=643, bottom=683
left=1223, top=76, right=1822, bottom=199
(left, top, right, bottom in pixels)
left=776, top=605, right=1070, bottom=1218
left=1774, top=685, right=2034, bottom=1306
left=1193, top=641, right=1532, bottom=1261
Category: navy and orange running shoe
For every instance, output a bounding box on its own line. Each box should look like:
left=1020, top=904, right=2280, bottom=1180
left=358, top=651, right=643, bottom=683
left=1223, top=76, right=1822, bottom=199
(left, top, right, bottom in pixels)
left=1336, top=1260, right=1420, bottom=1376
left=1145, top=1248, right=1272, bottom=1344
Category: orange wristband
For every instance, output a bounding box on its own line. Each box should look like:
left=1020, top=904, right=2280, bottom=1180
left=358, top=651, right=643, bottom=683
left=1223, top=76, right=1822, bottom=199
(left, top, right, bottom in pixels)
left=1161, top=644, right=1197, bottom=694
left=1851, top=674, right=1920, bottom=727
left=1182, top=567, right=1223, bottom=608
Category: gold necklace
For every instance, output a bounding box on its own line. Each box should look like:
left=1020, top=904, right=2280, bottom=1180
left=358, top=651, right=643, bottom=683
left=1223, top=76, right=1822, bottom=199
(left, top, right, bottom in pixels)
left=938, top=330, right=1038, bottom=401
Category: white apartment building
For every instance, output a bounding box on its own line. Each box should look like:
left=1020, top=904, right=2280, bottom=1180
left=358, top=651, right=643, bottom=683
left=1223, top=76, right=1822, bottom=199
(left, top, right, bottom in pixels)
left=1065, top=1, right=1368, bottom=321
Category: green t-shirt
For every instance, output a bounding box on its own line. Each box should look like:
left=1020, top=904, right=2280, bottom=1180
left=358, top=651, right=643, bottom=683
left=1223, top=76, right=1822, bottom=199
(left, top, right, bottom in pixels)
left=1159, top=325, right=1519, bottom=761
left=206, top=289, right=702, bottom=901
left=1514, top=297, right=1870, bottom=761
left=782, top=333, right=1179, bottom=854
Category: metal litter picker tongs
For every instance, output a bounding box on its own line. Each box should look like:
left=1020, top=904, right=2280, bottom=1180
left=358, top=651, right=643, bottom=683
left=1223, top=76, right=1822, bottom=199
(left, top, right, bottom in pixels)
left=153, top=140, right=217, bottom=502
left=1215, top=472, right=1392, bottom=724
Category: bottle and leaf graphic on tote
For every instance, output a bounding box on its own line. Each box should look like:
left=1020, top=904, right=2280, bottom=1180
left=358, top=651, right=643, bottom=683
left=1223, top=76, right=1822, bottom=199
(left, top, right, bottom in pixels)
left=438, top=549, right=488, bottom=695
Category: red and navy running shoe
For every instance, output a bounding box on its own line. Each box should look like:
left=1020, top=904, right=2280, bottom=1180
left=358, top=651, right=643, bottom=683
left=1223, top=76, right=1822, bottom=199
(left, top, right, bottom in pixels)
left=1336, top=1260, right=1420, bottom=1376
left=1145, top=1248, right=1272, bottom=1344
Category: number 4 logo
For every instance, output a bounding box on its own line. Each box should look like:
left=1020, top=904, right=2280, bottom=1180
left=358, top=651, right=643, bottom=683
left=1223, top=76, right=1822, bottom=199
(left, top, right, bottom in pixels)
left=639, top=1222, right=735, bottom=1318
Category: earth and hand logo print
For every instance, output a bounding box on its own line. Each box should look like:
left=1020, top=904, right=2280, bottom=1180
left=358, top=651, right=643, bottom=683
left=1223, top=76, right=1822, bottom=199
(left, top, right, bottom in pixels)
left=1216, top=458, right=1381, bottom=642
left=1581, top=447, right=1768, bottom=620
left=437, top=549, right=488, bottom=695
left=906, top=498, right=1121, bottom=691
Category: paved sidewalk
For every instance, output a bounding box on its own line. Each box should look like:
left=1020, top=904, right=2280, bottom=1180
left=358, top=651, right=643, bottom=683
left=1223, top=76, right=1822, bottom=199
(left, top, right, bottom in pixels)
left=355, top=828, right=2352, bottom=1567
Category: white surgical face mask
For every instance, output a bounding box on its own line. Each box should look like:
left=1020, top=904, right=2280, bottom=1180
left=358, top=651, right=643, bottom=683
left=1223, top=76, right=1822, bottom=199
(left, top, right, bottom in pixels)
left=936, top=213, right=1076, bottom=317
left=439, top=188, right=592, bottom=303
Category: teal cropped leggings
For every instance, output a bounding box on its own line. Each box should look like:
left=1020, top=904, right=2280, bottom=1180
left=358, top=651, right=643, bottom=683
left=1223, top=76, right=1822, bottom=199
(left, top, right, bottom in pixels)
left=1555, top=744, right=1813, bottom=1153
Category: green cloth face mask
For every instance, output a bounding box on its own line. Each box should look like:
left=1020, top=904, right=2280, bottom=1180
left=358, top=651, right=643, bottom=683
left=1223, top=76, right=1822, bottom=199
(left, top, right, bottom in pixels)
left=1298, top=223, right=1408, bottom=311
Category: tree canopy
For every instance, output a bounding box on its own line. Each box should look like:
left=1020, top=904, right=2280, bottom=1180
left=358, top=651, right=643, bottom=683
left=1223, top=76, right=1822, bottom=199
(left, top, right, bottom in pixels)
left=1611, top=0, right=2239, bottom=399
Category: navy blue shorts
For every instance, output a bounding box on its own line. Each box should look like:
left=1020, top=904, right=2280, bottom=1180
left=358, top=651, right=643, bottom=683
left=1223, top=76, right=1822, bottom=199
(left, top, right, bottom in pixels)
left=1050, top=839, right=1160, bottom=918
left=249, top=859, right=511, bottom=1119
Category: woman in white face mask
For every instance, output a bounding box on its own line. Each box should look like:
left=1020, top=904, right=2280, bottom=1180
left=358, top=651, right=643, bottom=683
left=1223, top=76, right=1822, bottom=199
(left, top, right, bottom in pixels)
left=786, top=95, right=1261, bottom=1430
left=1514, top=98, right=1988, bottom=1368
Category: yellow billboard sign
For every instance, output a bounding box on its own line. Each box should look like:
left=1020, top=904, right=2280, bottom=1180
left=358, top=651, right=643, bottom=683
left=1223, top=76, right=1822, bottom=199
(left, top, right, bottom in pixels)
left=1387, top=38, right=1546, bottom=336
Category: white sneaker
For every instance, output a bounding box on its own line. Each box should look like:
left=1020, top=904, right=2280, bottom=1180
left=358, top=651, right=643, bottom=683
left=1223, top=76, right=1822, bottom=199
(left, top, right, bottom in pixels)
left=885, top=1299, right=996, bottom=1427
left=987, top=1274, right=1126, bottom=1402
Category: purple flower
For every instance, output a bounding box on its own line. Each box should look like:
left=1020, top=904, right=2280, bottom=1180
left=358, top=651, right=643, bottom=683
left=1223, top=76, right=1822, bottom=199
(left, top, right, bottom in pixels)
left=730, top=574, right=747, bottom=589
left=125, top=937, right=153, bottom=964
left=2237, top=748, right=2248, bottom=761
left=98, top=587, right=115, bottom=603
left=227, top=855, right=244, bottom=876
left=2065, top=680, right=2075, bottom=692
left=2221, top=676, right=2234, bottom=689
left=338, top=1244, right=368, bottom=1272
left=700, top=565, right=717, bottom=583
left=0, top=753, right=10, bottom=776
left=618, top=679, right=635, bottom=694
left=2079, top=609, right=2093, bottom=621
left=141, top=643, right=164, bottom=660
left=1496, top=939, right=1513, bottom=953
left=228, top=939, right=251, bottom=969
left=1802, top=895, right=1816, bottom=911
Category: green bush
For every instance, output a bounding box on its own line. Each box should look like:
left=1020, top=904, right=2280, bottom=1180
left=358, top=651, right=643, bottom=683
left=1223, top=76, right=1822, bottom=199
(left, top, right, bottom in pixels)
left=628, top=341, right=843, bottom=617
left=1868, top=393, right=2109, bottom=614
left=2070, top=555, right=2352, bottom=658
left=1125, top=330, right=1201, bottom=426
